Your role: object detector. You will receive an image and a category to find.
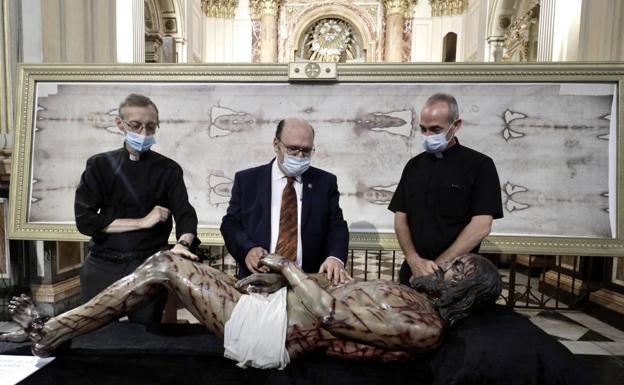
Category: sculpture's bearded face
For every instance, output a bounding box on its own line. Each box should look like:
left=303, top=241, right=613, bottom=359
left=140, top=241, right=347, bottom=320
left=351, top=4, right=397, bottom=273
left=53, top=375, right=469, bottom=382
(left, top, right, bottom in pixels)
left=440, top=255, right=476, bottom=284
left=409, top=254, right=502, bottom=326
left=409, top=255, right=476, bottom=299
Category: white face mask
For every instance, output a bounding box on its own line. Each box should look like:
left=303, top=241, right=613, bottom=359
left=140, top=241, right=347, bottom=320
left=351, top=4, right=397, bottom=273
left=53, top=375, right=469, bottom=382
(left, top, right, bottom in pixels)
left=280, top=154, right=311, bottom=177
left=125, top=131, right=156, bottom=153
left=422, top=122, right=455, bottom=153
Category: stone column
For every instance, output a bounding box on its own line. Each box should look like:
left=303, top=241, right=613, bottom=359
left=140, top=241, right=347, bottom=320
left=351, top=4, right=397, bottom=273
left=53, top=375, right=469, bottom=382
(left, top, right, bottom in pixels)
left=536, top=0, right=555, bottom=61
left=402, top=5, right=415, bottom=62
left=202, top=0, right=241, bottom=62
left=251, top=0, right=279, bottom=63
left=116, top=0, right=145, bottom=63
left=578, top=0, right=624, bottom=61
left=383, top=0, right=408, bottom=62
left=487, top=36, right=505, bottom=62
left=249, top=1, right=262, bottom=63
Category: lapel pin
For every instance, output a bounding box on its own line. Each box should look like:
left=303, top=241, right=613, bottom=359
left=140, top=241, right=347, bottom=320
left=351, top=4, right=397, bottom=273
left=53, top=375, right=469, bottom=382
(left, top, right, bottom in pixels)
left=308, top=183, right=313, bottom=189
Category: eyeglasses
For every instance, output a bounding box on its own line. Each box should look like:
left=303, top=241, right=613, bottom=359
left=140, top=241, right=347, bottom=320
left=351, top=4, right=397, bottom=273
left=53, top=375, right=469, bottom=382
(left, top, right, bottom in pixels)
left=277, top=137, right=315, bottom=156
left=121, top=119, right=159, bottom=135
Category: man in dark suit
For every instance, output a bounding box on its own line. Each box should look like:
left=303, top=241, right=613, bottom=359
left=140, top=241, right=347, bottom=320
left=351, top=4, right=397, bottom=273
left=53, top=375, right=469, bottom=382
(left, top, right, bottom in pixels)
left=220, top=117, right=350, bottom=284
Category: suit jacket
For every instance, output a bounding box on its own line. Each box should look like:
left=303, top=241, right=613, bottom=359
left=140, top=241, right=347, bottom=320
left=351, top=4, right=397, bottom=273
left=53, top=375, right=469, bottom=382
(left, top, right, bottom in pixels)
left=220, top=160, right=349, bottom=278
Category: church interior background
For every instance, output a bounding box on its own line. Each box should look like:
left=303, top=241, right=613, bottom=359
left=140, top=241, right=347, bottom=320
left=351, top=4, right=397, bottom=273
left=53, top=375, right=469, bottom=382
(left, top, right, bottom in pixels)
left=1, top=0, right=624, bottom=383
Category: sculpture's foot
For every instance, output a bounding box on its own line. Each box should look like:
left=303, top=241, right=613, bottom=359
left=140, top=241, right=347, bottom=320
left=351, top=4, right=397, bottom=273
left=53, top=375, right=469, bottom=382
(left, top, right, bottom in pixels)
left=31, top=342, right=52, bottom=358
left=0, top=330, right=29, bottom=343
left=8, top=294, right=49, bottom=344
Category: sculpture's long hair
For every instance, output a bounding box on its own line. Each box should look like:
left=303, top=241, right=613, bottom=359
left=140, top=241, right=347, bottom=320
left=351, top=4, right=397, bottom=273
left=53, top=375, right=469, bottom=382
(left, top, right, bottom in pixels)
left=410, top=254, right=502, bottom=326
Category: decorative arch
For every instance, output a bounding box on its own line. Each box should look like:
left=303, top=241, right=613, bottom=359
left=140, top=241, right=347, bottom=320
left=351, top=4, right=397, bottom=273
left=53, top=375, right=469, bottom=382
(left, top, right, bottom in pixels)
left=157, top=0, right=185, bottom=40
left=144, top=0, right=186, bottom=62
left=284, top=3, right=378, bottom=63
left=486, top=0, right=514, bottom=38
left=144, top=0, right=162, bottom=34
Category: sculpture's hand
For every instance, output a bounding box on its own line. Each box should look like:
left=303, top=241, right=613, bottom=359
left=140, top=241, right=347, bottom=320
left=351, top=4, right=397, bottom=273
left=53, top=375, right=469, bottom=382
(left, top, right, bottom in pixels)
left=258, top=253, right=290, bottom=273
left=234, top=273, right=287, bottom=294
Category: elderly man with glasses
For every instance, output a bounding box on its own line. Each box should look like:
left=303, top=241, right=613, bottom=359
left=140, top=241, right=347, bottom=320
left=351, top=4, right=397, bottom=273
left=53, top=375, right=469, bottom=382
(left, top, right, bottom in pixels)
left=221, top=117, right=350, bottom=284
left=74, top=93, right=199, bottom=325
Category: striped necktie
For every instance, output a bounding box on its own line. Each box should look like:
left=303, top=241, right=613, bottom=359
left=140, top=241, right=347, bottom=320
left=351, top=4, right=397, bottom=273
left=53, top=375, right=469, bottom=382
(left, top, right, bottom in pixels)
left=275, top=176, right=298, bottom=262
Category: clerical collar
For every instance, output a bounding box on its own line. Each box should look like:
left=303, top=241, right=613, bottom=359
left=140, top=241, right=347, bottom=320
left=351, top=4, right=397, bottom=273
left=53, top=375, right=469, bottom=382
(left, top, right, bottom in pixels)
left=429, top=138, right=461, bottom=159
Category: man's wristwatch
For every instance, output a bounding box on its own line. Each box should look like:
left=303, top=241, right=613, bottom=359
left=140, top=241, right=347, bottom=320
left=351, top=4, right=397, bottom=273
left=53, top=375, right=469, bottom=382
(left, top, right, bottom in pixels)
left=176, top=239, right=191, bottom=249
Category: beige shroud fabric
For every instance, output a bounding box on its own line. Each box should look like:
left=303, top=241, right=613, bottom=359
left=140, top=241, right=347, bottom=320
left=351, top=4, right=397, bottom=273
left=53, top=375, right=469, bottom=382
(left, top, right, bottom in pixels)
left=223, top=287, right=290, bottom=369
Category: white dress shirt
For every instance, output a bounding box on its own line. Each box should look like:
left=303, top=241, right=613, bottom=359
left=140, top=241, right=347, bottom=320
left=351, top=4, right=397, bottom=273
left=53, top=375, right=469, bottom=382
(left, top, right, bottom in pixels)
left=269, top=161, right=344, bottom=269
left=270, top=161, right=303, bottom=267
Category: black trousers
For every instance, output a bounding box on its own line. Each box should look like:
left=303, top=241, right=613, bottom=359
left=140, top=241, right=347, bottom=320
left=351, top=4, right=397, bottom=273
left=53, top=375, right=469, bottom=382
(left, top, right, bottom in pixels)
left=80, top=252, right=167, bottom=325
left=399, top=260, right=412, bottom=285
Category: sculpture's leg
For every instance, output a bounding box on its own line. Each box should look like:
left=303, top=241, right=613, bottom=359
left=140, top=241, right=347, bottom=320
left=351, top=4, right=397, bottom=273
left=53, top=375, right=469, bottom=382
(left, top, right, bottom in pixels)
left=325, top=341, right=410, bottom=362
left=260, top=254, right=441, bottom=351
left=163, top=254, right=241, bottom=336
left=11, top=252, right=242, bottom=356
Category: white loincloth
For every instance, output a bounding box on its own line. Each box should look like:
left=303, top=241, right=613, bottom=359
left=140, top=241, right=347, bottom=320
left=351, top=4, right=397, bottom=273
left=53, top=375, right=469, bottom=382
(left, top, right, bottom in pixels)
left=223, top=287, right=290, bottom=369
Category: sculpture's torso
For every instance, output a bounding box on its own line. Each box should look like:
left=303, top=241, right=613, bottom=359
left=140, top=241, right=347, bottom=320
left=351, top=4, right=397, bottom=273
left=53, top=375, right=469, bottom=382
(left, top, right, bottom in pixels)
left=284, top=279, right=444, bottom=360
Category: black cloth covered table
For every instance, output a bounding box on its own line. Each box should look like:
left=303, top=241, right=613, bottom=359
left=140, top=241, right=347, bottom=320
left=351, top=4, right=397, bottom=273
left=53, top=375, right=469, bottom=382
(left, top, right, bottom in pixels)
left=0, top=305, right=591, bottom=385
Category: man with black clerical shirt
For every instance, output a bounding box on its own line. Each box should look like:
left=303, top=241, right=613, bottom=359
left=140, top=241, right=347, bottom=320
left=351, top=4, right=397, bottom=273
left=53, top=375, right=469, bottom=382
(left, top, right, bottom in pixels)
left=389, top=93, right=503, bottom=285
left=75, top=93, right=199, bottom=324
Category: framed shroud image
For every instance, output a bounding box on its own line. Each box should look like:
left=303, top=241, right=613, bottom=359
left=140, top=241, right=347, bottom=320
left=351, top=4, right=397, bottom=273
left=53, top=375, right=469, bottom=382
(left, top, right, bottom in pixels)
left=7, top=63, right=624, bottom=256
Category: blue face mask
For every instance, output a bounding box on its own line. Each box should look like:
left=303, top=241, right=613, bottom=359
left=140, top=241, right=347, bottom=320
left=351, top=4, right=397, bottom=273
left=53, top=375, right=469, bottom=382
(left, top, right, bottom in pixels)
left=281, top=154, right=311, bottom=177
left=125, top=131, right=155, bottom=153
left=422, top=123, right=455, bottom=153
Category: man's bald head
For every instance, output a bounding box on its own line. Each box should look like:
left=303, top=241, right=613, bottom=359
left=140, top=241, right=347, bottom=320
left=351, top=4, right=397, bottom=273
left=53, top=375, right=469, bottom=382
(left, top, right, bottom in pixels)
left=276, top=118, right=315, bottom=139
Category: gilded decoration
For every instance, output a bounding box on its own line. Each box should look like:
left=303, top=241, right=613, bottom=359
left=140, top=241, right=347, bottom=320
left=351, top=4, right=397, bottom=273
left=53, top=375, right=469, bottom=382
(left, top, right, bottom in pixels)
left=429, top=0, right=466, bottom=17
left=383, top=0, right=416, bottom=16
left=302, top=18, right=357, bottom=62
left=202, top=0, right=239, bottom=19
left=249, top=0, right=281, bottom=18
left=284, top=1, right=379, bottom=62
left=502, top=2, right=539, bottom=61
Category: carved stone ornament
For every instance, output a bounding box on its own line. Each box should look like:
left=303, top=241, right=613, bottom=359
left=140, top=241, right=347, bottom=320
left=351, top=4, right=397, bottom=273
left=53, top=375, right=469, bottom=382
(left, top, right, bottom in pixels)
left=429, top=0, right=467, bottom=17
left=383, top=0, right=417, bottom=16
left=201, top=0, right=239, bottom=19
left=303, top=18, right=356, bottom=62
left=249, top=0, right=281, bottom=18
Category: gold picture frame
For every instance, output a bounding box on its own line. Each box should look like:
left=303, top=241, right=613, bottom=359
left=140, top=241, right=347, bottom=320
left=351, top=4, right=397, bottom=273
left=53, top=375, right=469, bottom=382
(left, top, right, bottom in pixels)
left=7, top=62, right=624, bottom=256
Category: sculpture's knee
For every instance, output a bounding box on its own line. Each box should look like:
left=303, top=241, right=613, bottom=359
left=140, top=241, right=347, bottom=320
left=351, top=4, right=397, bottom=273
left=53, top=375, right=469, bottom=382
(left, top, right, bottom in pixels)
left=137, top=251, right=176, bottom=280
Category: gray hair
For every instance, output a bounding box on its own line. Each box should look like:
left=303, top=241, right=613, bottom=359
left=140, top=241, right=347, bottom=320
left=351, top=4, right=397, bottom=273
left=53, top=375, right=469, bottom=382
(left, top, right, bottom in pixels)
left=424, top=93, right=459, bottom=124
left=118, top=93, right=159, bottom=121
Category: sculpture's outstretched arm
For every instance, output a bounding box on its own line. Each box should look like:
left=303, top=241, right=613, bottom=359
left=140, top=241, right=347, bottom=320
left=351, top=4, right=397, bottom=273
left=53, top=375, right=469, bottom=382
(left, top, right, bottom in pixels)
left=260, top=254, right=442, bottom=351
left=9, top=252, right=242, bottom=357
left=234, top=272, right=332, bottom=294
